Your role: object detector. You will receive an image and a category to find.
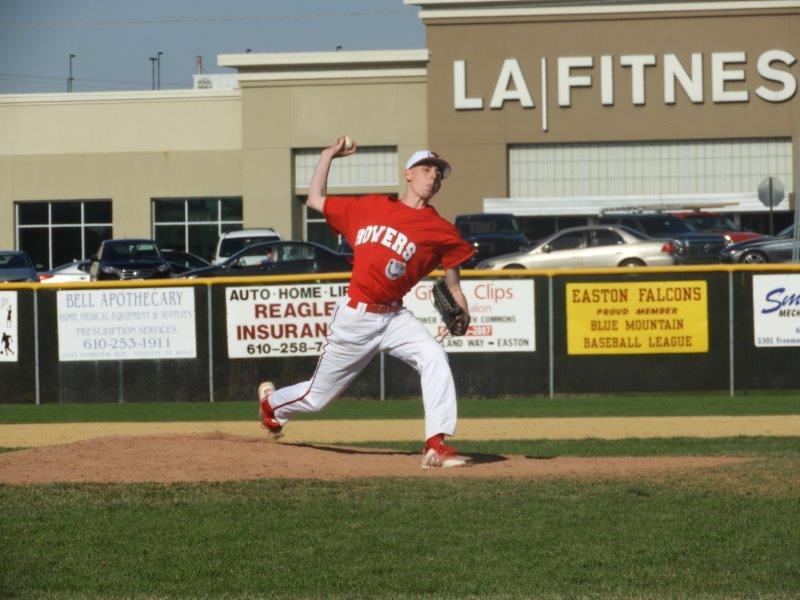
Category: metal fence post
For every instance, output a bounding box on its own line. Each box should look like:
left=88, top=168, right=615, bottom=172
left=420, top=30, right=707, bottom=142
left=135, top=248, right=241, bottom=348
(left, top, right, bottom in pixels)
left=548, top=276, right=554, bottom=399
left=207, top=284, right=214, bottom=403
left=728, top=271, right=735, bottom=398
left=33, top=288, right=40, bottom=405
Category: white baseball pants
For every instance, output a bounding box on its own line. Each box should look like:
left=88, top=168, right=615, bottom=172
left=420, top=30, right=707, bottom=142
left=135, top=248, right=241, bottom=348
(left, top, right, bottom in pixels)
left=267, top=297, right=458, bottom=440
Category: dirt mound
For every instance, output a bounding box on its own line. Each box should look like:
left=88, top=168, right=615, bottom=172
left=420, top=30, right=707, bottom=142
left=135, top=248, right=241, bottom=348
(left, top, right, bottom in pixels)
left=0, top=433, right=745, bottom=484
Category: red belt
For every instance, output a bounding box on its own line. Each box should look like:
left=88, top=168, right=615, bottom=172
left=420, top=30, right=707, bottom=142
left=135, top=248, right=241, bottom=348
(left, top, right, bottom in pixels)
left=346, top=298, right=402, bottom=314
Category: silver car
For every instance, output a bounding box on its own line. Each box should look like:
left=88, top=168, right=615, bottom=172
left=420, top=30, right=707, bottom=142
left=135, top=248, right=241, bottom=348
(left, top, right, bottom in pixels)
left=475, top=225, right=677, bottom=269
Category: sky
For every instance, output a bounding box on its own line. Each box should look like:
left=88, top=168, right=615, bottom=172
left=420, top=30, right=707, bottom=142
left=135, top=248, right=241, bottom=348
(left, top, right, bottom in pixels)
left=0, top=0, right=426, bottom=94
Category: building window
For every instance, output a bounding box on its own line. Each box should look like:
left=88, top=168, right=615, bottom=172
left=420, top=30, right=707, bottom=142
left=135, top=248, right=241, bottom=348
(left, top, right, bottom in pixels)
left=15, top=200, right=113, bottom=269
left=509, top=138, right=793, bottom=198
left=294, top=147, right=398, bottom=189
left=152, top=197, right=243, bottom=261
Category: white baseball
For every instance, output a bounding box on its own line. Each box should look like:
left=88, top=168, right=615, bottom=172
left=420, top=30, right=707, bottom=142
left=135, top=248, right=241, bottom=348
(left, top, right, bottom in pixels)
left=343, top=135, right=354, bottom=151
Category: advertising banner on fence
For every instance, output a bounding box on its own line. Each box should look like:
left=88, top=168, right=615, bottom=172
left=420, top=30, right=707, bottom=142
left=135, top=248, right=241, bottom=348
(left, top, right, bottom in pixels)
left=404, top=279, right=536, bottom=353
left=226, top=283, right=349, bottom=358
left=226, top=279, right=536, bottom=358
left=752, top=274, right=800, bottom=347
left=567, top=281, right=709, bottom=355
left=57, top=288, right=197, bottom=361
left=0, top=291, right=18, bottom=362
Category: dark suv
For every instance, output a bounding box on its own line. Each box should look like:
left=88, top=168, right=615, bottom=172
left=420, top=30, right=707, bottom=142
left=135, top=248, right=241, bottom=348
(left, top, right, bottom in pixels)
left=598, top=213, right=727, bottom=264
left=455, top=213, right=531, bottom=268
left=90, top=239, right=172, bottom=281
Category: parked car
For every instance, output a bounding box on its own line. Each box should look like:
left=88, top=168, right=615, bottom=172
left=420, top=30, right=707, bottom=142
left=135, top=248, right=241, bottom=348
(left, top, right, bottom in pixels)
left=89, top=239, right=172, bottom=281
left=38, top=260, right=91, bottom=284
left=672, top=211, right=763, bottom=244
left=161, top=249, right=211, bottom=276
left=0, top=250, right=38, bottom=282
left=455, top=213, right=531, bottom=268
left=720, top=225, right=796, bottom=264
left=598, top=213, right=727, bottom=264
left=181, top=241, right=353, bottom=278
left=475, top=225, right=676, bottom=269
left=213, top=228, right=282, bottom=264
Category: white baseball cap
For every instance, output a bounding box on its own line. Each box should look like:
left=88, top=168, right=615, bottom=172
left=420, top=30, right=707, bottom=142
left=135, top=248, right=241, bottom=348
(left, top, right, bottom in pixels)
left=405, top=150, right=452, bottom=179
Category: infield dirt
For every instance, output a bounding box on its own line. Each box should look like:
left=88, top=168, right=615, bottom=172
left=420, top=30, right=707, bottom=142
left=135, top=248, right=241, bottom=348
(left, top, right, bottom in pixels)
left=0, top=432, right=746, bottom=484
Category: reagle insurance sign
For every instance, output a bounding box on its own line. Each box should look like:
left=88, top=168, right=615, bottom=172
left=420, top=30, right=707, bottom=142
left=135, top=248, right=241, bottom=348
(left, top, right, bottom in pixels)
left=453, top=50, right=796, bottom=131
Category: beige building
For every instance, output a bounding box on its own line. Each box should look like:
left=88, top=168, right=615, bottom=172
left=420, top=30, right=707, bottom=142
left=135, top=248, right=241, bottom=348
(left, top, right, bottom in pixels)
left=1, top=0, right=799, bottom=268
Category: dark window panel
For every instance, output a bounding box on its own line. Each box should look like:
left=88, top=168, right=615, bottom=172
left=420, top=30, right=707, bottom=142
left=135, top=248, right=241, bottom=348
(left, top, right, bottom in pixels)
left=188, top=198, right=218, bottom=222
left=154, top=225, right=186, bottom=252
left=52, top=226, right=83, bottom=265
left=85, top=226, right=113, bottom=258
left=18, top=228, right=49, bottom=269
left=307, top=221, right=338, bottom=250
left=221, top=222, right=243, bottom=234
left=17, top=202, right=49, bottom=225
left=84, top=200, right=112, bottom=224
left=153, top=199, right=185, bottom=223
left=51, top=202, right=82, bottom=225
left=187, top=224, right=219, bottom=261
left=220, top=198, right=243, bottom=221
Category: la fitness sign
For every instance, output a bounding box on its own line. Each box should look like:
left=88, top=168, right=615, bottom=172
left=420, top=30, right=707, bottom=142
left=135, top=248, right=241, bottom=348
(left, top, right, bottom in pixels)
left=454, top=50, right=796, bottom=128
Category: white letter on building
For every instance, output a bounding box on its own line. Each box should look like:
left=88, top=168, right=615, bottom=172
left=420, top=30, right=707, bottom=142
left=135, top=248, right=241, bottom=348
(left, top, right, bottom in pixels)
left=620, top=54, right=657, bottom=105
left=600, top=55, right=614, bottom=106
left=664, top=53, right=703, bottom=104
left=756, top=49, right=797, bottom=102
left=490, top=59, right=535, bottom=108
left=558, top=56, right=593, bottom=107
left=712, top=52, right=748, bottom=103
left=453, top=60, right=483, bottom=110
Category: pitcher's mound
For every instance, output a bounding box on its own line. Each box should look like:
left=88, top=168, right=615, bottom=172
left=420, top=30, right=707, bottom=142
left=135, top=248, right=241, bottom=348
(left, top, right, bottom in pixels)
left=0, top=433, right=745, bottom=484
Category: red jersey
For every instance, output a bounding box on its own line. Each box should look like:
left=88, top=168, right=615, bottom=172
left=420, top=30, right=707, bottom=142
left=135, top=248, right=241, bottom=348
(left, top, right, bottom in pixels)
left=324, top=194, right=474, bottom=304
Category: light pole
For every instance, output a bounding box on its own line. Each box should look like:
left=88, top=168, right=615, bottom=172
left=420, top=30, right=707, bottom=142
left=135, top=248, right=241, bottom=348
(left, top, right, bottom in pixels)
left=156, top=51, right=163, bottom=90
left=68, top=54, right=75, bottom=92
left=149, top=57, right=157, bottom=90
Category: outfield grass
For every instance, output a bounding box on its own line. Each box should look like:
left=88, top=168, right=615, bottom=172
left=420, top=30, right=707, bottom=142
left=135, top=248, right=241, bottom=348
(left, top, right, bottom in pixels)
left=2, top=471, right=799, bottom=599
left=3, top=392, right=800, bottom=424
left=357, top=436, right=800, bottom=457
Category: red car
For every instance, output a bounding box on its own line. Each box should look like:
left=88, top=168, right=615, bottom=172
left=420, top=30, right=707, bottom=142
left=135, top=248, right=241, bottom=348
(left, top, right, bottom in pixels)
left=671, top=211, right=763, bottom=244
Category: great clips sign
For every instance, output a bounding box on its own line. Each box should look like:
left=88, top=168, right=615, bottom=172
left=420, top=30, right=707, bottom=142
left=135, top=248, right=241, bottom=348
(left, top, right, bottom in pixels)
left=453, top=50, right=796, bottom=130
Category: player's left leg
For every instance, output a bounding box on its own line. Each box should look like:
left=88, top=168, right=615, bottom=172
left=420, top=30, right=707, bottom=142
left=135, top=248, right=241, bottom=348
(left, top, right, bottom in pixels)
left=379, top=309, right=457, bottom=440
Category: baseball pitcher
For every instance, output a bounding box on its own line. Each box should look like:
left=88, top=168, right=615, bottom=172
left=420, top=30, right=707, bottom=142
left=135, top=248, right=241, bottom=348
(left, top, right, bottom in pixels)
left=259, top=137, right=474, bottom=468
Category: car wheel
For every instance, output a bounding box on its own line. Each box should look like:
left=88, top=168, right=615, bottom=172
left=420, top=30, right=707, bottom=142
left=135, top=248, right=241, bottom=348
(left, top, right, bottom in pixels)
left=619, top=258, right=646, bottom=267
left=740, top=251, right=768, bottom=264
left=502, top=264, right=525, bottom=269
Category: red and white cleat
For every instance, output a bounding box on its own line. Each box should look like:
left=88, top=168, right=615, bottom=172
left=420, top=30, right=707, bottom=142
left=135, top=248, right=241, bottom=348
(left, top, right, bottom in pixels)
left=421, top=436, right=471, bottom=469
left=258, top=381, right=283, bottom=440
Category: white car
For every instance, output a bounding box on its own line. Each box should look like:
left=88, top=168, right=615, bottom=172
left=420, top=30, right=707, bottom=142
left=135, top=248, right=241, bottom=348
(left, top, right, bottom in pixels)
left=213, top=228, right=282, bottom=264
left=38, top=260, right=92, bottom=283
left=476, top=225, right=677, bottom=269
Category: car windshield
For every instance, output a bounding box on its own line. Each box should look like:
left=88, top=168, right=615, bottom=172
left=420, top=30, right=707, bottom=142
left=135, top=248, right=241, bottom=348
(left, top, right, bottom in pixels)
left=683, top=214, right=741, bottom=232
left=220, top=236, right=280, bottom=257
left=458, top=216, right=521, bottom=235
left=617, top=226, right=649, bottom=240
left=104, top=242, right=160, bottom=261
left=777, top=225, right=795, bottom=237
left=639, top=217, right=693, bottom=236
left=0, top=253, right=31, bottom=269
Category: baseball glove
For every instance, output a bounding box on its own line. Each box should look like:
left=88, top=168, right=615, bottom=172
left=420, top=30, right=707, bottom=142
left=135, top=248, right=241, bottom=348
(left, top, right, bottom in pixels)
left=431, top=278, right=470, bottom=336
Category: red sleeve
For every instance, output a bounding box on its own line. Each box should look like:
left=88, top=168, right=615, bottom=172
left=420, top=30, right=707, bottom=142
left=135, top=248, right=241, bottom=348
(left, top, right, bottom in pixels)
left=439, top=226, right=475, bottom=270
left=323, top=196, right=357, bottom=238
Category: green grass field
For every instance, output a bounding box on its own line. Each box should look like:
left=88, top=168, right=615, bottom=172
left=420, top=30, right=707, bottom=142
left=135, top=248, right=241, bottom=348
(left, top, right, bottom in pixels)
left=2, top=392, right=800, bottom=423
left=2, top=395, right=800, bottom=599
